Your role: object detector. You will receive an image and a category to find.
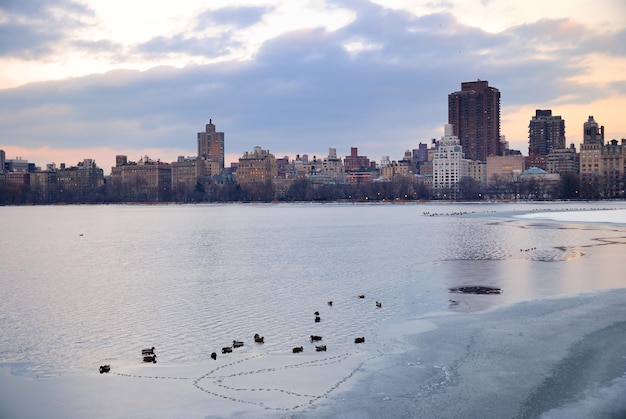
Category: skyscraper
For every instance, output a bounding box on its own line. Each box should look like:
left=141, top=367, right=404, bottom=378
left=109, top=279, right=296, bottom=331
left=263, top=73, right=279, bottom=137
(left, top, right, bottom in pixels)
left=448, top=80, right=501, bottom=162
left=197, top=119, right=225, bottom=171
left=528, top=109, right=565, bottom=156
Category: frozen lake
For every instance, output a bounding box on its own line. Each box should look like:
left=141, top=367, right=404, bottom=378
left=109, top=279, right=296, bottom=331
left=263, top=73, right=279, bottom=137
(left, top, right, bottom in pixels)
left=1, top=201, right=626, bottom=418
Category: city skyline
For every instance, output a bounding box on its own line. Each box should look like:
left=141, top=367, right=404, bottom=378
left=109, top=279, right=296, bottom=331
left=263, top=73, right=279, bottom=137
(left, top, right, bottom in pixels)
left=1, top=0, right=625, bottom=174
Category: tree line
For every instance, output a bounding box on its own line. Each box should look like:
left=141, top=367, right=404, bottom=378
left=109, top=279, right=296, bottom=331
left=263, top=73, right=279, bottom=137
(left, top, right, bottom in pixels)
left=0, top=172, right=620, bottom=205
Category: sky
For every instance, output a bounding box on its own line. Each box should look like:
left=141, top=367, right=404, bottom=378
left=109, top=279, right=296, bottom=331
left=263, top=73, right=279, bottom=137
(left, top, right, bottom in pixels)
left=1, top=0, right=625, bottom=174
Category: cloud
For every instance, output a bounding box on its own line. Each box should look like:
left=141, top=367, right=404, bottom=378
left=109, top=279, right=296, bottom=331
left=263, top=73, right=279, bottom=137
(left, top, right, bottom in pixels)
left=1, top=1, right=625, bottom=165
left=195, top=6, right=272, bottom=30
left=589, top=28, right=626, bottom=57
left=71, top=39, right=123, bottom=56
left=133, top=34, right=237, bottom=60
left=128, top=5, right=276, bottom=63
left=610, top=80, right=626, bottom=96
left=0, top=0, right=93, bottom=59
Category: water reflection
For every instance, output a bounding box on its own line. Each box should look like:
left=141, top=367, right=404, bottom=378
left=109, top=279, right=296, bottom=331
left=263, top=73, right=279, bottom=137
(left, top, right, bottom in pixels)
left=437, top=217, right=626, bottom=312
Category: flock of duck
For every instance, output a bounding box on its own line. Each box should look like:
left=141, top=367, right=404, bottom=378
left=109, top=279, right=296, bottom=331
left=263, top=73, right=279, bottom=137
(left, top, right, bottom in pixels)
left=422, top=211, right=474, bottom=216
left=209, top=296, right=380, bottom=359
left=98, top=295, right=382, bottom=374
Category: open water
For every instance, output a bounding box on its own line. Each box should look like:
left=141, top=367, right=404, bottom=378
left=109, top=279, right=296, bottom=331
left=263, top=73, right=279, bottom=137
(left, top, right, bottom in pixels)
left=2, top=201, right=626, bottom=417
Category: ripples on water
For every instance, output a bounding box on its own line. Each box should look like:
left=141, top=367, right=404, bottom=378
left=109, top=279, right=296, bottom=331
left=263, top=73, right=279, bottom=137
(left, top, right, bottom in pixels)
left=2, top=202, right=626, bottom=377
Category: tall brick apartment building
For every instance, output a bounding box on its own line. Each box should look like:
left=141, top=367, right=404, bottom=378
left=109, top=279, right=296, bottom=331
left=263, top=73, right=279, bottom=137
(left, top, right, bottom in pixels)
left=448, top=80, right=501, bottom=162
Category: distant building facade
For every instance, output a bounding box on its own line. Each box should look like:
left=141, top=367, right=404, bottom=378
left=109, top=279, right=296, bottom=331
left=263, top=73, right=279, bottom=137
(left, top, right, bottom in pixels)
left=528, top=109, right=566, bottom=156
left=30, top=170, right=56, bottom=201
left=546, top=144, right=579, bottom=175
left=22, top=159, right=101, bottom=199
left=343, top=147, right=370, bottom=171
left=466, top=160, right=486, bottom=184
left=4, top=158, right=33, bottom=173
left=171, top=156, right=200, bottom=193
left=301, top=152, right=348, bottom=184
left=55, top=159, right=104, bottom=198
left=524, top=154, right=547, bottom=171
left=110, top=156, right=172, bottom=201
left=319, top=148, right=345, bottom=183
left=343, top=147, right=375, bottom=183
left=197, top=119, right=225, bottom=174
left=579, top=116, right=605, bottom=195
left=601, top=139, right=625, bottom=198
left=448, top=80, right=501, bottom=162
left=346, top=171, right=375, bottom=184
left=433, top=124, right=469, bottom=198
left=235, top=147, right=277, bottom=184
left=3, top=172, right=30, bottom=187
left=379, top=159, right=411, bottom=179
left=577, top=115, right=626, bottom=198
left=414, top=143, right=429, bottom=164
left=486, top=155, right=525, bottom=185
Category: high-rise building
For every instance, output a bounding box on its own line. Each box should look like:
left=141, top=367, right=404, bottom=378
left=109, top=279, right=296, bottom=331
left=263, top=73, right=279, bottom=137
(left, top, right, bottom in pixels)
left=448, top=80, right=501, bottom=162
left=197, top=119, right=225, bottom=172
left=528, top=109, right=565, bottom=156
left=433, top=124, right=469, bottom=199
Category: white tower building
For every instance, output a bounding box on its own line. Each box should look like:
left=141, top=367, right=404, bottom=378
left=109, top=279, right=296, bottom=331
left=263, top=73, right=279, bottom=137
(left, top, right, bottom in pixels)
left=433, top=124, right=469, bottom=198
